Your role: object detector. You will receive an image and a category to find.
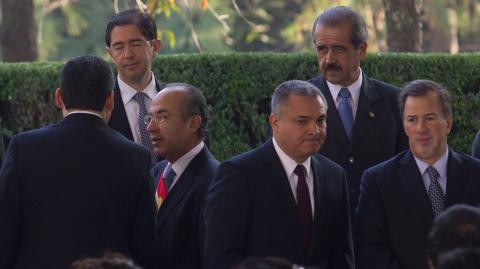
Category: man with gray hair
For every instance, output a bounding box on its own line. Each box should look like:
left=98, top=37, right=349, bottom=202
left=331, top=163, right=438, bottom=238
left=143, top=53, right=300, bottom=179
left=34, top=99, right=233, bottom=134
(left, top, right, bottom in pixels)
left=309, top=6, right=408, bottom=212
left=204, top=80, right=354, bottom=269
left=355, top=80, right=480, bottom=269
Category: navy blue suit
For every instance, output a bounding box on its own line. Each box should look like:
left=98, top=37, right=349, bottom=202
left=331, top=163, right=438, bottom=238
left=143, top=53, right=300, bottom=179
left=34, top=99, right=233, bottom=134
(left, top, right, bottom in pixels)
left=204, top=139, right=354, bottom=269
left=355, top=149, right=480, bottom=269
left=309, top=73, right=408, bottom=212
left=0, top=113, right=156, bottom=269
left=152, top=145, right=219, bottom=269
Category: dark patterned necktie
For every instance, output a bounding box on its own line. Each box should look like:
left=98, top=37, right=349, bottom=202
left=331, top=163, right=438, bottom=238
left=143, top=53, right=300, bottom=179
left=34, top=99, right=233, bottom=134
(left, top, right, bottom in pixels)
left=426, top=166, right=446, bottom=216
left=294, top=164, right=312, bottom=248
left=338, top=87, right=354, bottom=141
left=163, top=164, right=176, bottom=192
left=132, top=92, right=156, bottom=163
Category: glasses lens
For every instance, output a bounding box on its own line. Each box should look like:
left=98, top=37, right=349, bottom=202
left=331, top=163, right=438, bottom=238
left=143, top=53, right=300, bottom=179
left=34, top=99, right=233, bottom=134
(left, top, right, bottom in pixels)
left=144, top=115, right=152, bottom=125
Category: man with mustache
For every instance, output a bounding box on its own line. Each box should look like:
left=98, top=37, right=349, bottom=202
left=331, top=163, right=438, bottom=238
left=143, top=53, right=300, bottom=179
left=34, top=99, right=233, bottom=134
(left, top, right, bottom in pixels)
left=309, top=6, right=408, bottom=212
left=147, top=83, right=219, bottom=269
left=355, top=80, right=480, bottom=269
left=204, top=80, right=354, bottom=269
left=105, top=9, right=165, bottom=163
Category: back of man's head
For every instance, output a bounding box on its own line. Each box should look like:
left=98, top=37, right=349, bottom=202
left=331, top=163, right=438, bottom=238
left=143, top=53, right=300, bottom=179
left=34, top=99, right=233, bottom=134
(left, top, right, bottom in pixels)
left=71, top=252, right=141, bottom=269
left=437, top=248, right=480, bottom=269
left=429, top=204, right=480, bottom=266
left=60, top=55, right=113, bottom=112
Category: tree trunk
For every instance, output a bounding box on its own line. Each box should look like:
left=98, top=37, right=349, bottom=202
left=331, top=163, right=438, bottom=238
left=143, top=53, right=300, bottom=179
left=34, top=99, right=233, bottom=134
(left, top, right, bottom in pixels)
left=0, top=0, right=38, bottom=62
left=446, top=0, right=459, bottom=54
left=383, top=0, right=422, bottom=52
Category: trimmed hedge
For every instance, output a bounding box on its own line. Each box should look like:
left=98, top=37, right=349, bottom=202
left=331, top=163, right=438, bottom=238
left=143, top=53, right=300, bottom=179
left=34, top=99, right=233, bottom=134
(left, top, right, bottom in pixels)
left=0, top=53, right=479, bottom=161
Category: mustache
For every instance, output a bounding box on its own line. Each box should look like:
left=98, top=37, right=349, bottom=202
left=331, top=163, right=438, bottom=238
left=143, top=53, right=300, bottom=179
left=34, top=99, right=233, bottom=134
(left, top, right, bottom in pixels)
left=325, top=63, right=342, bottom=71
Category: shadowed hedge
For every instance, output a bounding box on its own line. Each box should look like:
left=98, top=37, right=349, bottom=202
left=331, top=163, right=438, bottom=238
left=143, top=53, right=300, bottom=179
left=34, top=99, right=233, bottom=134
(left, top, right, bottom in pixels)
left=0, top=52, right=479, bottom=161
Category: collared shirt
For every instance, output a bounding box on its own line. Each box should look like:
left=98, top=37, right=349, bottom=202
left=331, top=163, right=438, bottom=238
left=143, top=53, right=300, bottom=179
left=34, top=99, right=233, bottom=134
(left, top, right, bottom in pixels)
left=326, top=68, right=363, bottom=119
left=66, top=111, right=104, bottom=119
left=414, top=147, right=449, bottom=194
left=166, top=141, right=205, bottom=190
left=272, top=137, right=315, bottom=215
left=117, top=72, right=158, bottom=143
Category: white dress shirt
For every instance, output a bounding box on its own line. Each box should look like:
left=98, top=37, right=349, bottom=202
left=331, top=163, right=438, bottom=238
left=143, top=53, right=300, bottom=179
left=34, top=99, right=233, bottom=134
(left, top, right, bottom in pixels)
left=166, top=141, right=205, bottom=190
left=272, top=137, right=315, bottom=215
left=117, top=72, right=158, bottom=143
left=326, top=68, right=363, bottom=119
left=414, top=147, right=449, bottom=194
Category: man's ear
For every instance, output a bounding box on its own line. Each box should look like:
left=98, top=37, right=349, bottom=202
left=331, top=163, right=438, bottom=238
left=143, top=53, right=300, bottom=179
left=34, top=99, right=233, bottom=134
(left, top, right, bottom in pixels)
left=152, top=39, right=162, bottom=56
left=55, top=88, right=64, bottom=109
left=104, top=90, right=114, bottom=112
left=269, top=113, right=279, bottom=134
left=189, top=115, right=202, bottom=135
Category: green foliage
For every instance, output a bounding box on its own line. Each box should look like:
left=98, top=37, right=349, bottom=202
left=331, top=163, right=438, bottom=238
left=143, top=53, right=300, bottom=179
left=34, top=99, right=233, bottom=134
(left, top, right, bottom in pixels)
left=1, top=53, right=479, bottom=160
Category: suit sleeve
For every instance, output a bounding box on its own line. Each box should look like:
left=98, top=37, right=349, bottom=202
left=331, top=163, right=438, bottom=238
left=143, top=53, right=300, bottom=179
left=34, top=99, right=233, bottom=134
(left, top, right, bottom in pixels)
left=129, top=152, right=157, bottom=269
left=203, top=161, right=250, bottom=269
left=0, top=137, right=21, bottom=268
left=472, top=131, right=480, bottom=158
left=354, top=169, right=402, bottom=269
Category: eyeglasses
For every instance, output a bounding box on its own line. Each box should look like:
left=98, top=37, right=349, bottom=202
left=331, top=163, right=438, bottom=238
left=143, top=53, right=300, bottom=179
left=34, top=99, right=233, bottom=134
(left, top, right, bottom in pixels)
left=109, top=39, right=154, bottom=57
left=144, top=114, right=167, bottom=125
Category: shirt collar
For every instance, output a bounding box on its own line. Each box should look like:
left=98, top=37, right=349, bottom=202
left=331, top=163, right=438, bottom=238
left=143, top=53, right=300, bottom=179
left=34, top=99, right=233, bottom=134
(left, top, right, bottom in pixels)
left=326, top=68, right=363, bottom=105
left=168, top=141, right=205, bottom=179
left=272, top=137, right=311, bottom=179
left=117, top=72, right=158, bottom=105
left=66, top=111, right=104, bottom=119
left=414, top=147, right=449, bottom=179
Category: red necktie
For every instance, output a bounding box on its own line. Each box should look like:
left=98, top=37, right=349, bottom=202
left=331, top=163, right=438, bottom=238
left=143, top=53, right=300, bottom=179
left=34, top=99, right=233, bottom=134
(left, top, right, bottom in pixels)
left=294, top=164, right=313, bottom=248
left=155, top=175, right=168, bottom=210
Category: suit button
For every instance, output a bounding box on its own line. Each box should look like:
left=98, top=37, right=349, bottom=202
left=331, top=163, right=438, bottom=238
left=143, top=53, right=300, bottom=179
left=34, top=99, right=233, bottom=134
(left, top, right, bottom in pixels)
left=348, top=157, right=354, bottom=164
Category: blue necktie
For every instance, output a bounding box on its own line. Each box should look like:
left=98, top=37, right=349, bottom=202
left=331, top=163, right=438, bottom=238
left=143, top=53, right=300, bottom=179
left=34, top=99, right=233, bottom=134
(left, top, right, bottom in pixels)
left=163, top=164, right=176, bottom=191
left=338, top=87, right=354, bottom=141
left=426, top=166, right=446, bottom=216
left=132, top=92, right=156, bottom=164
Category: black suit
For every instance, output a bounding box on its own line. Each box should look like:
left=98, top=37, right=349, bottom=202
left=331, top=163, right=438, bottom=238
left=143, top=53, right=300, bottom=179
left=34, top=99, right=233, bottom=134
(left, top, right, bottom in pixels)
left=0, top=113, right=156, bottom=269
left=204, top=139, right=354, bottom=269
left=309, top=73, right=408, bottom=211
left=355, top=149, right=480, bottom=269
left=152, top=145, right=219, bottom=269
left=108, top=77, right=165, bottom=140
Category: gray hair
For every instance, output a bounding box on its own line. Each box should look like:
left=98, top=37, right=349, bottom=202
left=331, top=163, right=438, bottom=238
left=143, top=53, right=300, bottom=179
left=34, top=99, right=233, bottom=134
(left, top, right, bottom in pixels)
left=271, top=80, right=327, bottom=116
left=312, top=6, right=368, bottom=48
left=164, top=82, right=210, bottom=140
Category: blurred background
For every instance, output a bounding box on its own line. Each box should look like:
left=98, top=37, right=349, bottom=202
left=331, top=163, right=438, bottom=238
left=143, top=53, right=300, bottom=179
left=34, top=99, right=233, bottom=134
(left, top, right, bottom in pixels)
left=1, top=0, right=480, bottom=62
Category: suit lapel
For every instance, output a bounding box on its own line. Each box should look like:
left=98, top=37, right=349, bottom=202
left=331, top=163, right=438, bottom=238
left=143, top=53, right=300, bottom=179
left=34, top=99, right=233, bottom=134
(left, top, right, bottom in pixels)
left=397, top=151, right=433, bottom=227
left=262, top=140, right=306, bottom=251
left=109, top=81, right=134, bottom=140
left=156, top=146, right=206, bottom=231
left=445, top=149, right=468, bottom=206
left=350, top=75, right=380, bottom=151
left=308, top=156, right=327, bottom=257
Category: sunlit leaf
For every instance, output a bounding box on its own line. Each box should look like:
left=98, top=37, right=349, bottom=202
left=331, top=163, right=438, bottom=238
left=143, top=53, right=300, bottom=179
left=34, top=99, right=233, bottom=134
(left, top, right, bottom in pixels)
left=201, top=0, right=208, bottom=11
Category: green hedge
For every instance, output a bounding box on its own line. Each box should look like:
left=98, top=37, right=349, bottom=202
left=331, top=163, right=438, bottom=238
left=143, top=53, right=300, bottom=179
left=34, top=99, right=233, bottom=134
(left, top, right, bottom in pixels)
left=1, top=52, right=479, bottom=161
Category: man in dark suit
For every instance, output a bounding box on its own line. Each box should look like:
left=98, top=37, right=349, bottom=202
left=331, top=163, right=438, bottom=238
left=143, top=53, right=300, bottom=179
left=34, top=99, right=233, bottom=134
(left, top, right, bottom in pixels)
left=105, top=9, right=164, bottom=161
left=147, top=83, right=219, bottom=269
left=0, top=55, right=156, bottom=269
left=204, top=80, right=354, bottom=269
left=471, top=131, right=480, bottom=158
left=0, top=129, right=3, bottom=167
left=355, top=80, right=480, bottom=269
left=309, top=6, right=408, bottom=211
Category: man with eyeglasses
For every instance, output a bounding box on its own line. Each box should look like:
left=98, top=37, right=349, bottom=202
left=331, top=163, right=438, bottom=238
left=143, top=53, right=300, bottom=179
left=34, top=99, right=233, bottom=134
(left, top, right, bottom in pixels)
left=105, top=9, right=165, bottom=163
left=146, top=83, right=219, bottom=269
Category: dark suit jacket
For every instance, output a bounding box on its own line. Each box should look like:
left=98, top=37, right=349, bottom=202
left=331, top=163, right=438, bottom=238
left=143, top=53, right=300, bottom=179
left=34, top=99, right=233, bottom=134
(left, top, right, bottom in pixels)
left=309, top=73, right=408, bottom=212
left=471, top=131, right=480, bottom=158
left=203, top=139, right=354, bottom=269
left=355, top=149, right=480, bottom=269
left=108, top=77, right=165, bottom=141
left=0, top=113, right=156, bottom=269
left=152, top=145, right=219, bottom=269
